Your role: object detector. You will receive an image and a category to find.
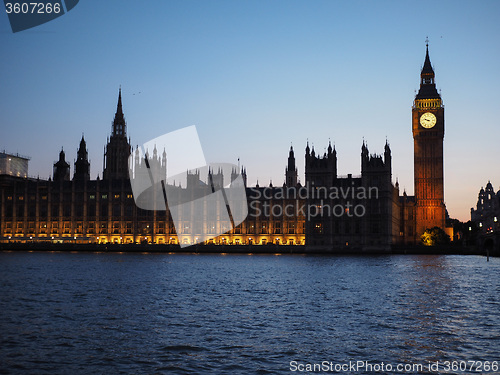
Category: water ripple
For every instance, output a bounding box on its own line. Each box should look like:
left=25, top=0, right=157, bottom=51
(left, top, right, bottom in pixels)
left=0, top=252, right=499, bottom=374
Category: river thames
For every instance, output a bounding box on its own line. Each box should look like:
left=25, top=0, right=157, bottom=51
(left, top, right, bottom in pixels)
left=1, top=252, right=499, bottom=374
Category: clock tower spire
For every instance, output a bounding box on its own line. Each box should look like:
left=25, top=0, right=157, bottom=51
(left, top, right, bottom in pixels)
left=103, top=88, right=132, bottom=180
left=413, top=41, right=446, bottom=237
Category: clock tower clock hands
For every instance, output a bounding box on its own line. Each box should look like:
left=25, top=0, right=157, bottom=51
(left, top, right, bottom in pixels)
left=420, top=112, right=437, bottom=128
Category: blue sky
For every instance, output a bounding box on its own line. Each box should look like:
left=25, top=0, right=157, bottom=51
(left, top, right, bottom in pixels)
left=1, top=0, right=499, bottom=221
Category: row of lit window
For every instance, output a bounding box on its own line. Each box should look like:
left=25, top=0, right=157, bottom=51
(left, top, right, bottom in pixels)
left=6, top=194, right=135, bottom=201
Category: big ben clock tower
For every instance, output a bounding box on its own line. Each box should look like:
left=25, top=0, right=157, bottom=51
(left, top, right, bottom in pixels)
left=413, top=41, right=446, bottom=236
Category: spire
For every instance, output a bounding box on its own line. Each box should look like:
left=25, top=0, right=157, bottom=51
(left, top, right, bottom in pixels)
left=74, top=134, right=90, bottom=180
left=103, top=88, right=132, bottom=180
left=361, top=140, right=368, bottom=171
left=286, top=143, right=298, bottom=187
left=416, top=39, right=440, bottom=99
left=78, top=135, right=87, bottom=154
left=59, top=147, right=65, bottom=162
left=421, top=39, right=434, bottom=76
left=384, top=139, right=391, bottom=170
left=112, top=87, right=126, bottom=137
left=117, top=87, right=123, bottom=115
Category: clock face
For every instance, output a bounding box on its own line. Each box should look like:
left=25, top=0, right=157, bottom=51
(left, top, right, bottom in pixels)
left=420, top=112, right=437, bottom=129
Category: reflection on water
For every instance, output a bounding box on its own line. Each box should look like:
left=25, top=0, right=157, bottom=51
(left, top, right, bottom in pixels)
left=394, top=256, right=456, bottom=363
left=0, top=252, right=499, bottom=374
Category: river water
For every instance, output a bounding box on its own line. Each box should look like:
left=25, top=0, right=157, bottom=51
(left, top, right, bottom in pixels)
left=0, top=252, right=499, bottom=374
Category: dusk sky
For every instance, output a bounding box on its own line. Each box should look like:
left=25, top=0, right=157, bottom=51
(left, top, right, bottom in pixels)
left=1, top=0, right=499, bottom=222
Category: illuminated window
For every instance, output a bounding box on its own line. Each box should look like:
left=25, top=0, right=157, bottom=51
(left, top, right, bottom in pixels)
left=314, top=222, right=323, bottom=234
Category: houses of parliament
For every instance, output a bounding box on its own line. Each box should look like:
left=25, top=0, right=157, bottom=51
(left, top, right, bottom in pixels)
left=0, top=45, right=451, bottom=250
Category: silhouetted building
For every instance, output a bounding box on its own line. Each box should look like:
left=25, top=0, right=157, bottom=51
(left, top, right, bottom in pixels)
left=471, top=182, right=500, bottom=232
left=0, top=45, right=452, bottom=248
left=303, top=140, right=399, bottom=251
left=470, top=182, right=500, bottom=253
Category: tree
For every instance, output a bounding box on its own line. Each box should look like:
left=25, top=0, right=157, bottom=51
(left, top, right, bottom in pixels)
left=421, top=226, right=451, bottom=246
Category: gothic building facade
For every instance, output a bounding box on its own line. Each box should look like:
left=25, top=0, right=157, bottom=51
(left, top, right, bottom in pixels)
left=471, top=182, right=500, bottom=234
left=470, top=182, right=500, bottom=253
left=303, top=140, right=399, bottom=250
left=0, top=45, right=450, bottom=249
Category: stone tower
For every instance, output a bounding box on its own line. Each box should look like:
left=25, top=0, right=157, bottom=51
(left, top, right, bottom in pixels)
left=412, top=42, right=446, bottom=236
left=103, top=88, right=132, bottom=180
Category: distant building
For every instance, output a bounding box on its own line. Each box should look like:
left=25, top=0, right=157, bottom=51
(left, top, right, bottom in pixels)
left=0, top=152, right=29, bottom=178
left=471, top=182, right=500, bottom=224
left=471, top=182, right=500, bottom=252
left=0, top=45, right=452, bottom=248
